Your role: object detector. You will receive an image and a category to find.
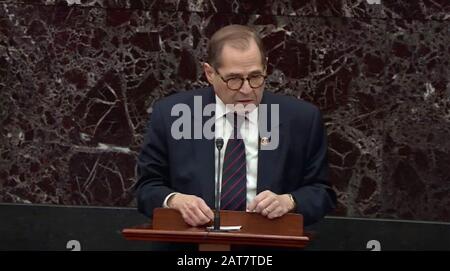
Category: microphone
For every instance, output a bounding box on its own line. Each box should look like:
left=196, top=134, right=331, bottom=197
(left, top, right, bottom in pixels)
left=213, top=138, right=224, bottom=231
left=207, top=138, right=242, bottom=232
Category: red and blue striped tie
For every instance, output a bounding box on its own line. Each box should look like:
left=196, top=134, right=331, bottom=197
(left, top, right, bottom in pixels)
left=221, top=113, right=247, bottom=211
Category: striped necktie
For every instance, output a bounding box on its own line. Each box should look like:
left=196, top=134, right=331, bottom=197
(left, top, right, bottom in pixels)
left=220, top=113, right=247, bottom=211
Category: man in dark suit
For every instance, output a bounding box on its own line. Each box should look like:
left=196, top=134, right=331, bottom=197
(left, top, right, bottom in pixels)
left=136, top=25, right=336, bottom=229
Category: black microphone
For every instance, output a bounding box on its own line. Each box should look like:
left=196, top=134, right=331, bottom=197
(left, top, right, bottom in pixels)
left=213, top=138, right=224, bottom=231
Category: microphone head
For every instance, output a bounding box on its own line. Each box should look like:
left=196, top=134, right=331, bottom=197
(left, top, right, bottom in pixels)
left=215, top=138, right=224, bottom=150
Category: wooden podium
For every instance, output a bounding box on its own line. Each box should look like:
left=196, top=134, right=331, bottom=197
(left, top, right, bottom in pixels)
left=122, top=208, right=310, bottom=251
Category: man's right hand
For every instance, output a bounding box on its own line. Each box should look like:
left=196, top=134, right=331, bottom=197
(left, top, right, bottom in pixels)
left=167, top=193, right=214, bottom=227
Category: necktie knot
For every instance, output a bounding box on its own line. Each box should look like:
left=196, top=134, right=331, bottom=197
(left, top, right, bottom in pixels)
left=225, top=112, right=246, bottom=139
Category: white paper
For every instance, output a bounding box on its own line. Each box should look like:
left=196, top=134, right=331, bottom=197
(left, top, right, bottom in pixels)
left=206, top=225, right=242, bottom=231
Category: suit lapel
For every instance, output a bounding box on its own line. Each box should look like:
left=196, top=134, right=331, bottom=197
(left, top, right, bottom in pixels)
left=257, top=91, right=284, bottom=193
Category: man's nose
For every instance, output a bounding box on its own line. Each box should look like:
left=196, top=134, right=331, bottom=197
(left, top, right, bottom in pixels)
left=239, top=79, right=253, bottom=94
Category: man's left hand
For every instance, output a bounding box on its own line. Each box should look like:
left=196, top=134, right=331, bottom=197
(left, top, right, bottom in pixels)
left=247, top=190, right=296, bottom=219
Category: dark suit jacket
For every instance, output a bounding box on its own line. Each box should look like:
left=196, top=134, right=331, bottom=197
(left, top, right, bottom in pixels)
left=136, top=87, right=336, bottom=226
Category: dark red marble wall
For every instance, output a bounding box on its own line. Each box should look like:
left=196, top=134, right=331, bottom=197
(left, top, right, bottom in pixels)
left=0, top=0, right=449, bottom=222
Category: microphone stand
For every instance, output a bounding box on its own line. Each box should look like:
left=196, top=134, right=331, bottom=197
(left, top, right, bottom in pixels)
left=207, top=137, right=242, bottom=232
left=213, top=138, right=224, bottom=231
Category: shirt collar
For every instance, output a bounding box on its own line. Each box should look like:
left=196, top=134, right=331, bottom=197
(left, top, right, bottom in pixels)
left=215, top=95, right=258, bottom=124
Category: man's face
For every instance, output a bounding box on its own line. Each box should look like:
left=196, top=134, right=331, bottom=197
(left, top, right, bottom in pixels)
left=204, top=39, right=266, bottom=110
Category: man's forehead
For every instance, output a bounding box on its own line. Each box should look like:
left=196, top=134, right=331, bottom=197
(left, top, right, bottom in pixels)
left=222, top=68, right=265, bottom=76
left=217, top=41, right=265, bottom=75
left=219, top=61, right=265, bottom=75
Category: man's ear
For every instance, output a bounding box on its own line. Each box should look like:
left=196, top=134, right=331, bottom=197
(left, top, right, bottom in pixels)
left=203, top=62, right=215, bottom=84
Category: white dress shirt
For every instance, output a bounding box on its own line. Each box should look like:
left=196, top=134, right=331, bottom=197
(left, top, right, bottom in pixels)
left=163, top=95, right=259, bottom=209
left=214, top=95, right=259, bottom=209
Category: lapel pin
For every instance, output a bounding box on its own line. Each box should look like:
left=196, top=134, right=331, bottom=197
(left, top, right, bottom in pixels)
left=260, top=137, right=270, bottom=146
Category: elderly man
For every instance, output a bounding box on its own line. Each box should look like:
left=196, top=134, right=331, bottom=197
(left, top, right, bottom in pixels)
left=136, top=24, right=336, bottom=229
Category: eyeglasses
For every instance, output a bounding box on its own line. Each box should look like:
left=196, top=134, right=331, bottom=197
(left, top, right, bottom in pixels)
left=214, top=68, right=267, bottom=91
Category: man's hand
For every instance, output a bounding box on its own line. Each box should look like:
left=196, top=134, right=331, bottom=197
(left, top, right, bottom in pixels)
left=247, top=190, right=296, bottom=219
left=167, top=193, right=214, bottom=227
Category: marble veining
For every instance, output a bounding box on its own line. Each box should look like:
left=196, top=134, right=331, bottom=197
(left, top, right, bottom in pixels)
left=0, top=1, right=449, bottom=222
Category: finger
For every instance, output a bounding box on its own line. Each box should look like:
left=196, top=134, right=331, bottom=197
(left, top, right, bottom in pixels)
left=267, top=206, right=284, bottom=219
left=255, top=195, right=275, bottom=213
left=190, top=202, right=212, bottom=225
left=255, top=190, right=272, bottom=202
left=248, top=190, right=271, bottom=211
left=198, top=200, right=214, bottom=221
left=262, top=200, right=279, bottom=216
left=248, top=197, right=265, bottom=212
left=247, top=198, right=258, bottom=212
left=182, top=201, right=206, bottom=226
left=266, top=200, right=279, bottom=211
left=181, top=210, right=196, bottom=226
left=255, top=191, right=277, bottom=211
left=178, top=196, right=211, bottom=226
left=247, top=200, right=256, bottom=212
